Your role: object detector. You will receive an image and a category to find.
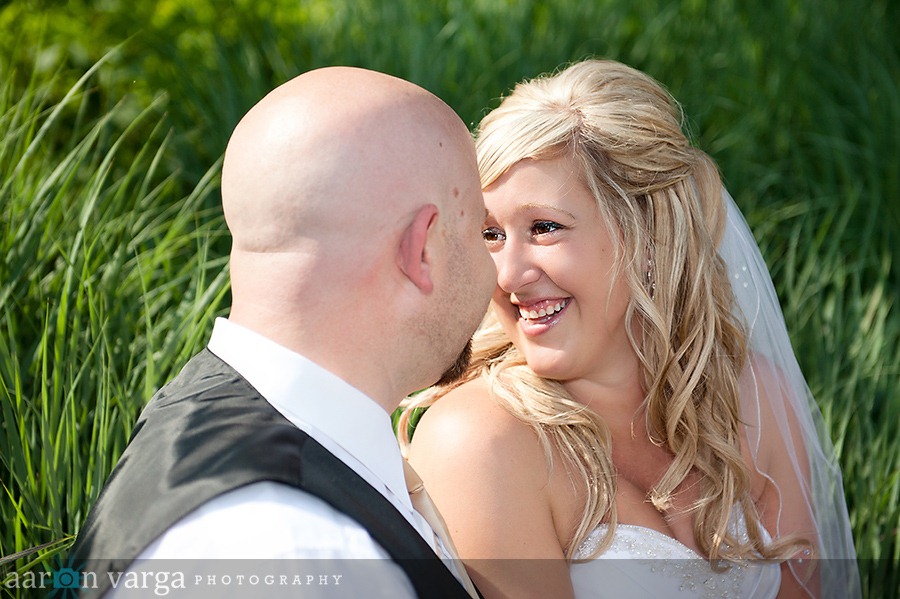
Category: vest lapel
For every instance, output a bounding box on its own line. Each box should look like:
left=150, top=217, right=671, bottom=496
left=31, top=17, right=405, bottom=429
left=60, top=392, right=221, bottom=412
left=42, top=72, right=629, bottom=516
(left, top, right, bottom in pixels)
left=70, top=350, right=473, bottom=598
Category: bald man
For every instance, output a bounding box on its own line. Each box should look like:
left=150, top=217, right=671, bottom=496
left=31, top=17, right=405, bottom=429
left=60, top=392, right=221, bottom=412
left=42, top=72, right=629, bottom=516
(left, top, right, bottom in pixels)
left=69, top=67, right=494, bottom=598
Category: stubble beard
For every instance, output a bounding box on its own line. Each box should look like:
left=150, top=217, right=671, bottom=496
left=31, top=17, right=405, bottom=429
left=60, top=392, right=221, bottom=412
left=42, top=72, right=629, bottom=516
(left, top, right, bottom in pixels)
left=433, top=337, right=473, bottom=387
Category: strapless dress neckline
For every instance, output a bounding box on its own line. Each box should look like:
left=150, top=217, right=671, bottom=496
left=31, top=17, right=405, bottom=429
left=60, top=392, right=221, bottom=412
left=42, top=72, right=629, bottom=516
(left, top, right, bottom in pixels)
left=569, top=512, right=781, bottom=598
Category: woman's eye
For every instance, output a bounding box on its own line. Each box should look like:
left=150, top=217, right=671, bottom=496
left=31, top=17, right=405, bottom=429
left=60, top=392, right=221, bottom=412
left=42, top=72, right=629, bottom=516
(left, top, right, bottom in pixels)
left=482, top=226, right=505, bottom=243
left=531, top=221, right=564, bottom=236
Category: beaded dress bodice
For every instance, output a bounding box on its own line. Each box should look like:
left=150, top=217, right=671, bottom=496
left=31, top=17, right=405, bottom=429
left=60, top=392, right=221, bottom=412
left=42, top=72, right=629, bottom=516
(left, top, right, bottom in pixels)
left=569, top=512, right=780, bottom=599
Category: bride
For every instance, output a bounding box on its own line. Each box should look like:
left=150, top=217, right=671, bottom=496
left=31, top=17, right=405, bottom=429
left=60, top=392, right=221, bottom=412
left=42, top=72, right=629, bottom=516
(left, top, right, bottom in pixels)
left=399, top=59, right=859, bottom=598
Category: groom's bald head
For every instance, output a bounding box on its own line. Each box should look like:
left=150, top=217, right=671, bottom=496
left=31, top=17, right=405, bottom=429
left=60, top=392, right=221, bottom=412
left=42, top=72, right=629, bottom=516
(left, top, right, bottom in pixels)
left=221, top=66, right=472, bottom=256
left=218, top=67, right=494, bottom=407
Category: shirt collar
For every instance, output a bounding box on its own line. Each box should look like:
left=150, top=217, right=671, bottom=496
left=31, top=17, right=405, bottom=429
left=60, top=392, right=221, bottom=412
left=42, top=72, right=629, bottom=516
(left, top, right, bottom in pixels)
left=206, top=317, right=411, bottom=511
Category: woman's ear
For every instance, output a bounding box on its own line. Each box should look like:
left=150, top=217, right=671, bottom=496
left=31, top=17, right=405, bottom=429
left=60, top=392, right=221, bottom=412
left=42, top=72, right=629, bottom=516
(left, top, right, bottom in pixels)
left=397, top=203, right=439, bottom=294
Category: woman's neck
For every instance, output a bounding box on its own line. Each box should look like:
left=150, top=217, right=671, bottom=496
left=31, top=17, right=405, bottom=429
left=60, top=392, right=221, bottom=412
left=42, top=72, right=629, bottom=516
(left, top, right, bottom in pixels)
left=561, top=350, right=645, bottom=430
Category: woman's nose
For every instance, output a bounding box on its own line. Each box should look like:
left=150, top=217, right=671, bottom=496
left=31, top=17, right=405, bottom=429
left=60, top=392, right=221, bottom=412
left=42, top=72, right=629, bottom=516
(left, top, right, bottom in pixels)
left=493, top=244, right=541, bottom=293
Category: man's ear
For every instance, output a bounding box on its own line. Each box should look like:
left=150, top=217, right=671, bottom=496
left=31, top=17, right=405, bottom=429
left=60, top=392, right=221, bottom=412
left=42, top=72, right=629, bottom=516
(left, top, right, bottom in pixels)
left=397, top=203, right=439, bottom=294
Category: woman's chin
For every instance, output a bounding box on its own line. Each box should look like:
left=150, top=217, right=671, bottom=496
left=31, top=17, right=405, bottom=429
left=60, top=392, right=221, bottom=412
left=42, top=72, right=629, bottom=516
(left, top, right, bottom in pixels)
left=523, top=356, right=573, bottom=382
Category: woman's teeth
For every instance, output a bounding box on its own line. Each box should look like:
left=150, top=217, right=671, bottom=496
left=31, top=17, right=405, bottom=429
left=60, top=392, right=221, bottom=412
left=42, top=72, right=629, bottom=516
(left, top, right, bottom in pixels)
left=518, top=300, right=567, bottom=320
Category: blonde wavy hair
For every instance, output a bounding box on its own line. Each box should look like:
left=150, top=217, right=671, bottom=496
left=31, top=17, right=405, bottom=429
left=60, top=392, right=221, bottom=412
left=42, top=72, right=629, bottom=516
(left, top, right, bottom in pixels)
left=399, top=59, right=803, bottom=564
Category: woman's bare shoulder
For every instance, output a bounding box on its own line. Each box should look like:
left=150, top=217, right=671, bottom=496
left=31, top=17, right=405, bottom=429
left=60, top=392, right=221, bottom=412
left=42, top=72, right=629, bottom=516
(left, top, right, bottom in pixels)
left=408, top=377, right=565, bottom=561
left=410, top=377, right=544, bottom=462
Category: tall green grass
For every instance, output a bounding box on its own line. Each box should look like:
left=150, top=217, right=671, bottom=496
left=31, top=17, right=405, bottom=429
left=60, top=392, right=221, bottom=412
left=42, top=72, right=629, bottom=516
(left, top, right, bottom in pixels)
left=0, top=46, right=230, bottom=584
left=1, top=0, right=897, bottom=597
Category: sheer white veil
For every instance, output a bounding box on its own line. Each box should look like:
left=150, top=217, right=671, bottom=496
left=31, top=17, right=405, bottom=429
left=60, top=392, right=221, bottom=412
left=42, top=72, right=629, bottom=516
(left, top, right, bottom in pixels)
left=718, top=189, right=860, bottom=598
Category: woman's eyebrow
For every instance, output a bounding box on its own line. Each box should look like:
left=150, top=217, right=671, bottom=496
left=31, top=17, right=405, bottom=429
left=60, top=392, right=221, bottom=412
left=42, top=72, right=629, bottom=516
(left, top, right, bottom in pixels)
left=518, top=202, right=576, bottom=219
left=483, top=203, right=577, bottom=221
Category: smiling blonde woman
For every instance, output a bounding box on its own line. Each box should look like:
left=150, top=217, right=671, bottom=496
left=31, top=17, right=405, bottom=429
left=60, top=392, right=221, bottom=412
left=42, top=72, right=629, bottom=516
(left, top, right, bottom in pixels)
left=399, top=59, right=859, bottom=599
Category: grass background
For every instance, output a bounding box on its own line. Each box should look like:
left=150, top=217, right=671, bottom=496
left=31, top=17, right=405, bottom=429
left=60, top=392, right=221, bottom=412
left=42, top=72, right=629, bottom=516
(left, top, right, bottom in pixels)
left=1, top=0, right=897, bottom=596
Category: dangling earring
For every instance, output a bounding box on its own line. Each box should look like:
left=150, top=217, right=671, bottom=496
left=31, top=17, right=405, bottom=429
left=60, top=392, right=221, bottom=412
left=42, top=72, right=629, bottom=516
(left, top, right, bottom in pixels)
left=645, top=257, right=656, bottom=299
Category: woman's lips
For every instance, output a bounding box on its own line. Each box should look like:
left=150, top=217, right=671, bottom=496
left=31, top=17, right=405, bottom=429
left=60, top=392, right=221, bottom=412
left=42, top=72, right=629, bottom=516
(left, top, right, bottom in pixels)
left=515, top=298, right=570, bottom=333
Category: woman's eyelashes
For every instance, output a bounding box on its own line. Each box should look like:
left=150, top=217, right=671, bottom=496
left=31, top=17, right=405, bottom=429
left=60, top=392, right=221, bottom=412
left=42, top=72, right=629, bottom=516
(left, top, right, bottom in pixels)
left=482, top=226, right=505, bottom=244
left=482, top=220, right=566, bottom=246
left=531, top=220, right=565, bottom=236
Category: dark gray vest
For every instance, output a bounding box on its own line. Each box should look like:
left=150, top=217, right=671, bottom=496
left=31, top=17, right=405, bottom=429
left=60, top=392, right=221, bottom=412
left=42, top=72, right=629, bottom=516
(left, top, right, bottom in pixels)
left=69, top=349, right=471, bottom=598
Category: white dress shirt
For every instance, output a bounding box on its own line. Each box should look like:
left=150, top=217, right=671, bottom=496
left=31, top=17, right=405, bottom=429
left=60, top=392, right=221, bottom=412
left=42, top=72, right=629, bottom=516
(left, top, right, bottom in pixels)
left=116, top=318, right=444, bottom=597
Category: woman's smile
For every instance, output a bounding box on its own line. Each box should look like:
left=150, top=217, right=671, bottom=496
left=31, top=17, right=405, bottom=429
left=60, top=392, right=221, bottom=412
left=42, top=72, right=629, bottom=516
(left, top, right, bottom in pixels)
left=513, top=297, right=571, bottom=334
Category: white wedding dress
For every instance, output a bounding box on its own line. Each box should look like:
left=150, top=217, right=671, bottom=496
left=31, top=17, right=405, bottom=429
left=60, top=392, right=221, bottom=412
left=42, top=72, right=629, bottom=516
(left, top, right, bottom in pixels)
left=569, top=511, right=780, bottom=599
